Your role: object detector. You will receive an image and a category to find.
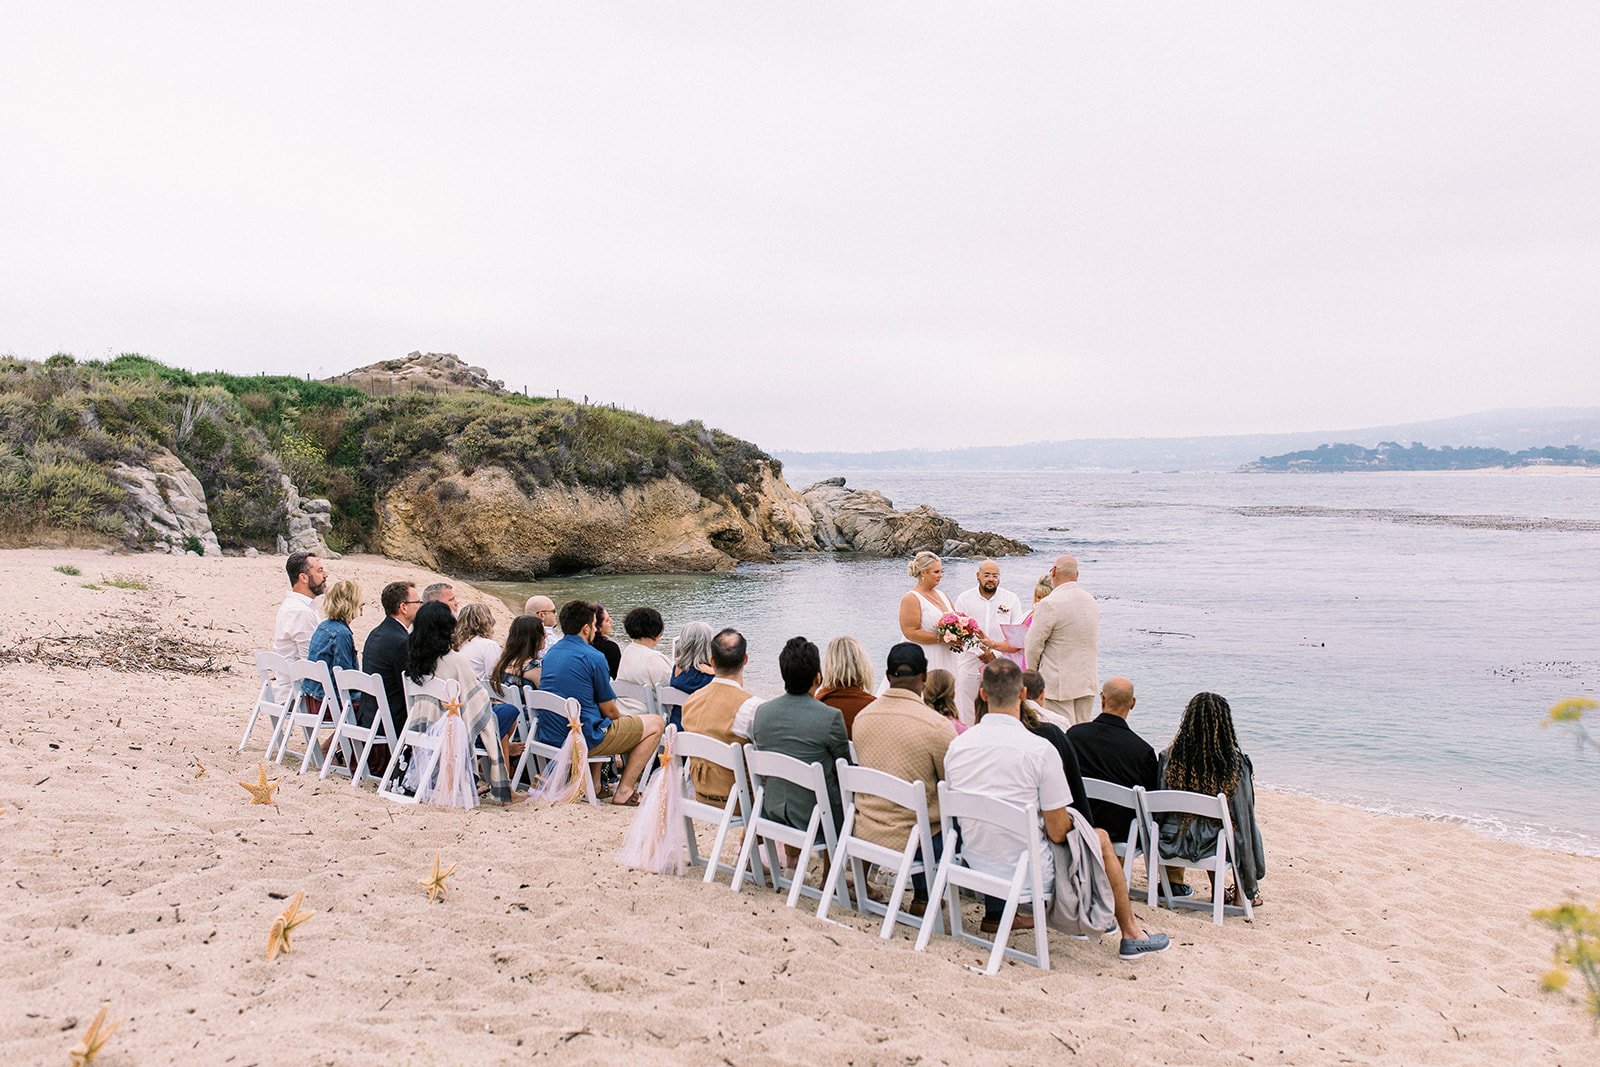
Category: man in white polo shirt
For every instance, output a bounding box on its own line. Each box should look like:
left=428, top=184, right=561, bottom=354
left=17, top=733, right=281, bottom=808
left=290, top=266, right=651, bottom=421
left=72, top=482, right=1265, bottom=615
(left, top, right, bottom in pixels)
left=944, top=658, right=1169, bottom=959
left=953, top=559, right=1023, bottom=724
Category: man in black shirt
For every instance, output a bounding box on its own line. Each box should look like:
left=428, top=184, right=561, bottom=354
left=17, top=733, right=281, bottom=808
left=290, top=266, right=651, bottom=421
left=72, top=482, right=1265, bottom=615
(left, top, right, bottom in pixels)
left=1067, top=677, right=1159, bottom=846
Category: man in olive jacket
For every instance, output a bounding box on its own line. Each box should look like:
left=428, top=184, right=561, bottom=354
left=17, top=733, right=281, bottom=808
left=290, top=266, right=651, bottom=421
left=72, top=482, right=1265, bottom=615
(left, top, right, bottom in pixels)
left=750, top=636, right=850, bottom=835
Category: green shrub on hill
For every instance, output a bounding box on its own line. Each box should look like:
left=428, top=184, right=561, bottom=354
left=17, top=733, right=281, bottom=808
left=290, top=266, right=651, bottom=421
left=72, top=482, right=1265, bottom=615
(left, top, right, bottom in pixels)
left=0, top=352, right=777, bottom=551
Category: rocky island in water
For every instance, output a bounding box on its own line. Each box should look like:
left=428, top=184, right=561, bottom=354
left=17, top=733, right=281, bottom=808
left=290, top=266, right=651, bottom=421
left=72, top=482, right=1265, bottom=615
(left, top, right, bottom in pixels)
left=1244, top=441, right=1600, bottom=473
left=0, top=351, right=1027, bottom=577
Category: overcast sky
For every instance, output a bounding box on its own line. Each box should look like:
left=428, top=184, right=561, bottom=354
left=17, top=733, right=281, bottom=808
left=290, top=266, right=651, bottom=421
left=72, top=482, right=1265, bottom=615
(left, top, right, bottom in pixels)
left=2, top=3, right=1596, bottom=452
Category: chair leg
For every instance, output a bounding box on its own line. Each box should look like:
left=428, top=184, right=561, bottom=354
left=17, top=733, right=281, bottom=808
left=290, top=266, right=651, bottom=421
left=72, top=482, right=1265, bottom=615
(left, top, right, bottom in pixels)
left=816, top=842, right=849, bottom=921
left=704, top=802, right=737, bottom=884
left=730, top=823, right=760, bottom=893
left=914, top=856, right=954, bottom=953
left=985, top=868, right=1028, bottom=976
left=881, top=860, right=914, bottom=940
left=786, top=815, right=822, bottom=909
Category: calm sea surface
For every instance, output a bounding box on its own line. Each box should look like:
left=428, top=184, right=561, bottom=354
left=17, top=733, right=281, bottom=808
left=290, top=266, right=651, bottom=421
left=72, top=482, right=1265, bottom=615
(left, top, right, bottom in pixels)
left=480, top=469, right=1600, bottom=856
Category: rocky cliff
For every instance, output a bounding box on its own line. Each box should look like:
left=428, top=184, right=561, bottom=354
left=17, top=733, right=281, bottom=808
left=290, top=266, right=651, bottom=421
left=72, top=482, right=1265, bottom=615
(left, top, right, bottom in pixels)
left=799, top=478, right=1029, bottom=559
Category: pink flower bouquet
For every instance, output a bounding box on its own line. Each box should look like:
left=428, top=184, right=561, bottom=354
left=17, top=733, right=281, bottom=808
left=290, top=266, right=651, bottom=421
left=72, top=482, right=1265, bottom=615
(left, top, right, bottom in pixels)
left=936, top=613, right=985, bottom=653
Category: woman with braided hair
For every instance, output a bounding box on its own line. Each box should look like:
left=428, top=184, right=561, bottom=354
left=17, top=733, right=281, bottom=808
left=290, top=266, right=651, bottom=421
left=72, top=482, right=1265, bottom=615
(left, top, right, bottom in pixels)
left=1156, top=692, right=1266, bottom=907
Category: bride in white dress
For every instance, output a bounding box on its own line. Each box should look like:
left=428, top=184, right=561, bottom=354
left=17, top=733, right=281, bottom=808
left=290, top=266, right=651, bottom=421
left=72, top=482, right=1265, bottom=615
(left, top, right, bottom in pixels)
left=898, top=551, right=963, bottom=677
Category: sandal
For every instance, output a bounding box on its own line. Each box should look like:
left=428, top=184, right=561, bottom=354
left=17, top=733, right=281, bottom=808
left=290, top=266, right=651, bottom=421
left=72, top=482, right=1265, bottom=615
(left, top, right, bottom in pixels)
left=1226, top=884, right=1263, bottom=908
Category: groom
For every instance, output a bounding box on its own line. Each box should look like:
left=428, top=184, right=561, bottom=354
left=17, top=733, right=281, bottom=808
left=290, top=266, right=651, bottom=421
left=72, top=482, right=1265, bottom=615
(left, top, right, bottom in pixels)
left=953, top=559, right=1023, bottom=724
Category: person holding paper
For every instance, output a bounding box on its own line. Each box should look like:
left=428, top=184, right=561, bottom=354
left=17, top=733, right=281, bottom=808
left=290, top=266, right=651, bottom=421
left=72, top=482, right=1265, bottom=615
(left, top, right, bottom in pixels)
left=953, top=559, right=1024, bottom=724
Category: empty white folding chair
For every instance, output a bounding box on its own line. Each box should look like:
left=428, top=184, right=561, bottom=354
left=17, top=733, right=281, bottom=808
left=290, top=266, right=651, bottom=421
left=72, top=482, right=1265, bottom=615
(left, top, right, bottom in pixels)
left=670, top=731, right=765, bottom=887
left=321, top=668, right=400, bottom=789
left=240, top=650, right=291, bottom=752
left=1082, top=778, right=1148, bottom=882
left=610, top=679, right=660, bottom=788
left=268, top=659, right=342, bottom=774
left=1142, top=788, right=1253, bottom=925
left=915, top=783, right=1052, bottom=976
left=817, top=760, right=942, bottom=939
left=733, top=746, right=849, bottom=910
left=510, top=689, right=608, bottom=798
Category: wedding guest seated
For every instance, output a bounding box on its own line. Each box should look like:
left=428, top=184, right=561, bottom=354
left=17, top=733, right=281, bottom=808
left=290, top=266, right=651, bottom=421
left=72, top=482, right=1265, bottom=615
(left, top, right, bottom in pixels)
left=533, top=600, right=663, bottom=806
left=362, top=580, right=419, bottom=737
left=1067, top=677, right=1159, bottom=851
left=422, top=581, right=458, bottom=613
left=852, top=642, right=956, bottom=914
left=524, top=595, right=560, bottom=651
left=816, top=636, right=876, bottom=738
left=680, top=628, right=762, bottom=804
left=271, top=551, right=326, bottom=700
left=948, top=660, right=1168, bottom=957
left=616, top=606, right=672, bottom=715
left=454, top=603, right=502, bottom=683
left=1023, top=668, right=1072, bottom=730
left=750, top=636, right=850, bottom=837
left=589, top=603, right=622, bottom=678
left=668, top=620, right=717, bottom=698
left=490, top=616, right=545, bottom=699
left=301, top=578, right=361, bottom=712
left=1157, top=692, right=1266, bottom=908
left=922, top=669, right=967, bottom=734
left=404, top=601, right=516, bottom=805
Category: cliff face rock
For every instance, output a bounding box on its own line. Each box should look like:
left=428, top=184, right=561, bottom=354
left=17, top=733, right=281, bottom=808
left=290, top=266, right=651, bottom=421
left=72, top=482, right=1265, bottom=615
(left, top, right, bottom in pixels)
left=276, top=475, right=337, bottom=559
left=111, top=448, right=223, bottom=557
left=375, top=460, right=811, bottom=579
left=800, top=477, right=1030, bottom=558
left=324, top=352, right=504, bottom=395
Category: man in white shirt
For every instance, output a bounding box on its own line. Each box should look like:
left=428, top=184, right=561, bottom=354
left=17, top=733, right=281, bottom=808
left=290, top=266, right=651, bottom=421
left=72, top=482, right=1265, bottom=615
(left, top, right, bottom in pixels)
left=271, top=551, right=326, bottom=700
left=944, top=659, right=1169, bottom=958
left=616, top=606, right=672, bottom=715
left=953, top=559, right=1024, bottom=724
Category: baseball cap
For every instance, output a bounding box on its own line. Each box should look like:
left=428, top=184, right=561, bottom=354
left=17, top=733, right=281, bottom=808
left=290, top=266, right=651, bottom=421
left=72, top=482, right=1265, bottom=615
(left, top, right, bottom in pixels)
left=885, top=642, right=928, bottom=679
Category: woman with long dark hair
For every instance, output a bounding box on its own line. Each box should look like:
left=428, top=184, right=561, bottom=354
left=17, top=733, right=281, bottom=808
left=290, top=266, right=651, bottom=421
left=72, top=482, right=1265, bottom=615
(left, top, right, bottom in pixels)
left=491, top=615, right=545, bottom=698
left=1157, top=692, right=1265, bottom=907
left=403, top=600, right=519, bottom=806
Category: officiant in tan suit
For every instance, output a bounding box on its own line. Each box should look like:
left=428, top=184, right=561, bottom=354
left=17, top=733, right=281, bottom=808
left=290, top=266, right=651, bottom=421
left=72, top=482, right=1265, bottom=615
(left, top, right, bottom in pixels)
left=1024, top=555, right=1101, bottom=725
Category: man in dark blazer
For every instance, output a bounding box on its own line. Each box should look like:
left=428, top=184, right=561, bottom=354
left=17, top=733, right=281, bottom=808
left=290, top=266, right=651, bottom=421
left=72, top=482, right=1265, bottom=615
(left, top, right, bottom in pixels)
left=1066, top=676, right=1159, bottom=846
left=361, top=580, right=420, bottom=739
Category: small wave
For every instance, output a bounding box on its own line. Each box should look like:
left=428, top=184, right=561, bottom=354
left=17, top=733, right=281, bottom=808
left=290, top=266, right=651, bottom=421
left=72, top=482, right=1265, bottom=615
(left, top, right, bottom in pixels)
left=1265, top=784, right=1600, bottom=857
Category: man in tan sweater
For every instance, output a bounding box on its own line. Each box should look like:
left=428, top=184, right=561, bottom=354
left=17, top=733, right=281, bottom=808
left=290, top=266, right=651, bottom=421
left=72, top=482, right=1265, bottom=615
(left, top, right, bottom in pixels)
left=680, top=628, right=763, bottom=805
left=851, top=642, right=957, bottom=913
left=1024, top=554, right=1102, bottom=725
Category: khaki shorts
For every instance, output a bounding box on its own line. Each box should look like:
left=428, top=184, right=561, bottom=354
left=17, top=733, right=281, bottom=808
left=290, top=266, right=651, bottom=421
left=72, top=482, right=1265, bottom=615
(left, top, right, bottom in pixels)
left=590, top=714, right=645, bottom=756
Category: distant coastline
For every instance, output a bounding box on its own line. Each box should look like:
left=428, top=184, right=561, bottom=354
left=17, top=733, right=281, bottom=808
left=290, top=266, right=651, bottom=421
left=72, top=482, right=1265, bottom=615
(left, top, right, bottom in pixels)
left=1244, top=441, right=1600, bottom=474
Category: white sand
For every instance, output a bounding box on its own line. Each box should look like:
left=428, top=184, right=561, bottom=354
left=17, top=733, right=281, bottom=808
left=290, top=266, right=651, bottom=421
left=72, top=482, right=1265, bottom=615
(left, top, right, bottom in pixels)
left=1, top=548, right=1597, bottom=1065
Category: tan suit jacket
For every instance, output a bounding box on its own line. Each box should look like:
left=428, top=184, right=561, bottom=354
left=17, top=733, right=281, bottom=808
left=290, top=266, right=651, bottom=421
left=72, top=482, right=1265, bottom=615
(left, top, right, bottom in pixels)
left=681, top=680, right=751, bottom=803
left=1024, top=583, right=1100, bottom=702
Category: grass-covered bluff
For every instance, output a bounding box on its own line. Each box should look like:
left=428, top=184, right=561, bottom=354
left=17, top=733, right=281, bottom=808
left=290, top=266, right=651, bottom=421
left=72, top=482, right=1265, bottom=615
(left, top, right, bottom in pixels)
left=0, top=352, right=779, bottom=554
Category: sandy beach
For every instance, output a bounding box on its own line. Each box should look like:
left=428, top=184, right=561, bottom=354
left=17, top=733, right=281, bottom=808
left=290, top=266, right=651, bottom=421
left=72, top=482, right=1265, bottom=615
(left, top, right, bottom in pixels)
left=2, top=548, right=1597, bottom=1066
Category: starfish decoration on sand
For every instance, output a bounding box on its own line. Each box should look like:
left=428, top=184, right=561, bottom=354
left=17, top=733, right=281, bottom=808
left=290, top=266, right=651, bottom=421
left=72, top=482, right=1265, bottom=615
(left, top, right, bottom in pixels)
left=238, top=762, right=279, bottom=805
left=194, top=761, right=206, bottom=778
left=68, top=1005, right=119, bottom=1066
left=419, top=849, right=458, bottom=903
left=265, top=890, right=314, bottom=961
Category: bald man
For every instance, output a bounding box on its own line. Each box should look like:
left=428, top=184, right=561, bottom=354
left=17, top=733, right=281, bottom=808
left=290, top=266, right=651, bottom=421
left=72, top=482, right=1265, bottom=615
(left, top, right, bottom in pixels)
left=953, top=560, right=1023, bottom=724
left=524, top=594, right=560, bottom=648
left=1023, top=555, right=1101, bottom=725
left=1067, top=677, right=1159, bottom=847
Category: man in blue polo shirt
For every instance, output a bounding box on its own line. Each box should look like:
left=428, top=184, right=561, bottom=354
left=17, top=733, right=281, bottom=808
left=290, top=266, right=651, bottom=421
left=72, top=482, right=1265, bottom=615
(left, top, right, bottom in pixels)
left=535, top=599, right=664, bottom=806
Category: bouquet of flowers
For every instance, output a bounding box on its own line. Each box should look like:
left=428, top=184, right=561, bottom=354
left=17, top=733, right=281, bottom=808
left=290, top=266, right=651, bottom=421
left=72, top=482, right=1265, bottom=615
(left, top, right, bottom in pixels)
left=936, top=613, right=985, bottom=653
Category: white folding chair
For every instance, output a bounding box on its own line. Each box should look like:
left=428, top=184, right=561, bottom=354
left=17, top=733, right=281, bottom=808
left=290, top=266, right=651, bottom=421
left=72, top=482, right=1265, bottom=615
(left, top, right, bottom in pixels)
left=733, top=746, right=849, bottom=910
left=240, top=650, right=291, bottom=752
left=267, top=659, right=341, bottom=774
left=322, top=668, right=400, bottom=789
left=510, top=689, right=609, bottom=796
left=610, top=678, right=657, bottom=716
left=670, top=731, right=765, bottom=887
left=1142, top=788, right=1253, bottom=925
left=1082, top=778, right=1148, bottom=882
left=818, top=760, right=942, bottom=939
left=915, top=783, right=1053, bottom=976
left=375, top=675, right=461, bottom=804
left=654, top=684, right=692, bottom=730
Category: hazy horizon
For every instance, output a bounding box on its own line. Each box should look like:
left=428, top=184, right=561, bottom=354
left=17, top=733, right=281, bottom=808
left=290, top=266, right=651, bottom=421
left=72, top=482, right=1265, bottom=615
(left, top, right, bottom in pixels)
left=3, top=4, right=1598, bottom=452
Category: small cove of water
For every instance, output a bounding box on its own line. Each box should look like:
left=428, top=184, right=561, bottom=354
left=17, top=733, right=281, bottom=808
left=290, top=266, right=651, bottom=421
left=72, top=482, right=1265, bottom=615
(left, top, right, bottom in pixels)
left=480, top=469, right=1600, bottom=856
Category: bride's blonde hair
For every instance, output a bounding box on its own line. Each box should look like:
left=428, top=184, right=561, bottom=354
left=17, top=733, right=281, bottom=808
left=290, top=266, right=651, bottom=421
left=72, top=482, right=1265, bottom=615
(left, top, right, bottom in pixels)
left=908, top=551, right=941, bottom=579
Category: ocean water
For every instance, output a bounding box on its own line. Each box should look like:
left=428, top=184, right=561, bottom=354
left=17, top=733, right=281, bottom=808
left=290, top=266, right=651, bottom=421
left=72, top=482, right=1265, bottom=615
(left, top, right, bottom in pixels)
left=479, top=469, right=1600, bottom=856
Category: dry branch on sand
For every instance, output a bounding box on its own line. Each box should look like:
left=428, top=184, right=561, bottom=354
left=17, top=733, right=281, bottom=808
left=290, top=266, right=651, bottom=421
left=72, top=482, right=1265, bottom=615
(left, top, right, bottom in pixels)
left=0, top=614, right=231, bottom=675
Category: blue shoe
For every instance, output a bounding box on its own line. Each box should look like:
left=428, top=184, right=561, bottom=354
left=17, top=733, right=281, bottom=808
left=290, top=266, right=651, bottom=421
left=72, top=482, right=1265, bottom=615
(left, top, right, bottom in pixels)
left=1166, top=883, right=1193, bottom=899
left=1119, top=932, right=1172, bottom=960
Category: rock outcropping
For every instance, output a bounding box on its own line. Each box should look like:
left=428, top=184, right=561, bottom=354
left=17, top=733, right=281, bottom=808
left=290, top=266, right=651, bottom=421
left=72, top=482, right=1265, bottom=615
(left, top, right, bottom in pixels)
left=375, top=460, right=812, bottom=578
left=275, top=475, right=337, bottom=559
left=111, top=449, right=223, bottom=557
left=800, top=478, right=1029, bottom=559
left=324, top=352, right=504, bottom=395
